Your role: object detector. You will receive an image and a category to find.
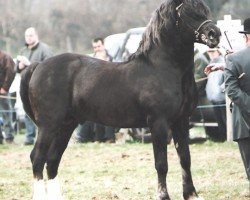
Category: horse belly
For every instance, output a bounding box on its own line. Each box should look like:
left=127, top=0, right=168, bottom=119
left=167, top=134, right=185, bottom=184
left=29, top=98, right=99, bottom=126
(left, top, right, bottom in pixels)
left=76, top=96, right=147, bottom=128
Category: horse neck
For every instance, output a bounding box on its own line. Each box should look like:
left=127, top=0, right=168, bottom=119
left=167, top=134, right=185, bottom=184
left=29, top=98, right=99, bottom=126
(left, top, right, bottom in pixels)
left=148, top=40, right=195, bottom=70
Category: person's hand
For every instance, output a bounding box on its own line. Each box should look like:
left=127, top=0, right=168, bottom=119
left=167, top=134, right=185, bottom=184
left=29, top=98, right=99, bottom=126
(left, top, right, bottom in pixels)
left=225, top=49, right=234, bottom=56
left=18, top=62, right=26, bottom=70
left=16, top=55, right=31, bottom=69
left=204, top=63, right=225, bottom=75
left=0, top=88, right=7, bottom=94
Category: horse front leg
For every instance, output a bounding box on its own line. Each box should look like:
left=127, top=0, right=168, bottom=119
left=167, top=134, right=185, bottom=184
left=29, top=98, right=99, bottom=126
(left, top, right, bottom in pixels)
left=172, top=118, right=201, bottom=200
left=149, top=117, right=170, bottom=200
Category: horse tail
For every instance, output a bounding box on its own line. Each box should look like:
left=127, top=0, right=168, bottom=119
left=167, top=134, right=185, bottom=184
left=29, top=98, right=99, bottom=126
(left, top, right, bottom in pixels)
left=20, top=62, right=39, bottom=123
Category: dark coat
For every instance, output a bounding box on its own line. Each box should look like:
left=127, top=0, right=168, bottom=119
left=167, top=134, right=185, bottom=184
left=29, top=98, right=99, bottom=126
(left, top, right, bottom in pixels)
left=0, top=51, right=15, bottom=91
left=225, top=46, right=250, bottom=141
left=17, top=42, right=53, bottom=73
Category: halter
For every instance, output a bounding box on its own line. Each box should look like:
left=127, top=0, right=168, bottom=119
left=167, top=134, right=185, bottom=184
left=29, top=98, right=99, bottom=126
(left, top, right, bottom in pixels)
left=176, top=2, right=212, bottom=42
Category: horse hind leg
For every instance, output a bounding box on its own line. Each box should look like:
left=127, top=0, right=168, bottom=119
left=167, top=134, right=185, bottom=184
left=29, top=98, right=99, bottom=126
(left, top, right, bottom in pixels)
left=31, top=126, right=58, bottom=200
left=171, top=118, right=203, bottom=200
left=46, top=120, right=77, bottom=200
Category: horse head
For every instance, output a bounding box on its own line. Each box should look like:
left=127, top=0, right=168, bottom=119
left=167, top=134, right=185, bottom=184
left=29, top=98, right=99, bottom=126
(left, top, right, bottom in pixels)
left=175, top=0, right=221, bottom=48
left=133, top=0, right=221, bottom=59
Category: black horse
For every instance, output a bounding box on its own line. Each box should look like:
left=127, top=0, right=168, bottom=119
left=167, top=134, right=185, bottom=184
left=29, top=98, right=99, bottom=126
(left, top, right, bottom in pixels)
left=20, top=0, right=220, bottom=199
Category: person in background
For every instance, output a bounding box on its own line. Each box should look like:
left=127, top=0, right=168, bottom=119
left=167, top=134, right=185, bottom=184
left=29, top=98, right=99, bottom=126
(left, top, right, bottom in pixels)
left=0, top=51, right=16, bottom=144
left=194, top=45, right=210, bottom=97
left=75, top=38, right=115, bottom=143
left=17, top=27, right=53, bottom=145
left=205, top=47, right=227, bottom=141
left=224, top=18, right=250, bottom=194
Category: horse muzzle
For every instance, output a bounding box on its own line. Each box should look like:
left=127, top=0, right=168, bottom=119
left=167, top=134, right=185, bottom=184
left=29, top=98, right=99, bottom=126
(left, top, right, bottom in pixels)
left=197, top=23, right=221, bottom=48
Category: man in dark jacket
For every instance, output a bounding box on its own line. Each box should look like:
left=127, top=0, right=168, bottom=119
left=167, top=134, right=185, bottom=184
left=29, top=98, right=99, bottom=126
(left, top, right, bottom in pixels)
left=75, top=38, right=115, bottom=143
left=0, top=51, right=15, bottom=144
left=17, top=27, right=53, bottom=145
left=224, top=18, right=250, bottom=191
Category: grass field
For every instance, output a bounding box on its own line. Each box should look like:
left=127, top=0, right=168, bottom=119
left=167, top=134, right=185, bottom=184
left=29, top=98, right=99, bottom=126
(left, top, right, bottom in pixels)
left=0, top=132, right=249, bottom=200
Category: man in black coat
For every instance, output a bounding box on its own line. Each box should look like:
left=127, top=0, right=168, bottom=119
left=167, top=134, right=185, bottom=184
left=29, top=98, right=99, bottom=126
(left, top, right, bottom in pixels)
left=224, top=18, right=250, bottom=192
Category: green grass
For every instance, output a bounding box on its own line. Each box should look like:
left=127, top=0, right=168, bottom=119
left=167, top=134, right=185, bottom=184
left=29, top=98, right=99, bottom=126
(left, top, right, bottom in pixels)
left=0, top=134, right=249, bottom=200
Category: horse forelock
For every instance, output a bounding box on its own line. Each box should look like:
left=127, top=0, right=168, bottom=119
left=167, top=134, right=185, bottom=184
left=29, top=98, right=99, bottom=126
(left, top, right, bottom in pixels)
left=128, top=0, right=176, bottom=60
left=181, top=0, right=210, bottom=21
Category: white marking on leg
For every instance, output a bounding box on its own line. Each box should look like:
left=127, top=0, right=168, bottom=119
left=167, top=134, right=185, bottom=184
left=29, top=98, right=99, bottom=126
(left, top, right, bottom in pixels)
left=33, top=179, right=47, bottom=200
left=47, top=176, right=64, bottom=200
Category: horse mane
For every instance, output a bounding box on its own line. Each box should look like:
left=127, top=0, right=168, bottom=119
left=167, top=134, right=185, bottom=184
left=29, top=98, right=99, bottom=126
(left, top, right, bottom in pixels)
left=128, top=0, right=210, bottom=61
left=128, top=0, right=177, bottom=60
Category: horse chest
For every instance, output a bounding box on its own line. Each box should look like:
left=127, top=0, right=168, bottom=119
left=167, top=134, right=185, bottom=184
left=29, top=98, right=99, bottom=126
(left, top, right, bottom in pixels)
left=139, top=81, right=183, bottom=115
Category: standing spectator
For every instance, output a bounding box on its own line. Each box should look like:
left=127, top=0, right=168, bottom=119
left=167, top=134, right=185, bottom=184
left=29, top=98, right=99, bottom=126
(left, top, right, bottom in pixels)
left=205, top=47, right=227, bottom=141
left=224, top=18, right=250, bottom=192
left=194, top=45, right=210, bottom=97
left=0, top=51, right=16, bottom=144
left=17, top=27, right=53, bottom=145
left=92, top=37, right=112, bottom=61
left=75, top=38, right=115, bottom=143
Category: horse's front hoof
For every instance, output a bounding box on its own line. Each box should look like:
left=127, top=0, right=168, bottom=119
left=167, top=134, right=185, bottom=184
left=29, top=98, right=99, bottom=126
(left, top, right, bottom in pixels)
left=156, top=191, right=171, bottom=200
left=184, top=191, right=204, bottom=200
left=187, top=197, right=204, bottom=200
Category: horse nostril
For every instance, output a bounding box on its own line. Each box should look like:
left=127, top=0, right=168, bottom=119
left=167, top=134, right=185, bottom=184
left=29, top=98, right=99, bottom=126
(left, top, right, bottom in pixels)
left=208, top=29, right=216, bottom=40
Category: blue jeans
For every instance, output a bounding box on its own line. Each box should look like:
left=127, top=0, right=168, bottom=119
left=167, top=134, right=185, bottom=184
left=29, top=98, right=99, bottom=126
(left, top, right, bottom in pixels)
left=75, top=122, right=94, bottom=142
left=24, top=115, right=36, bottom=143
left=0, top=94, right=15, bottom=141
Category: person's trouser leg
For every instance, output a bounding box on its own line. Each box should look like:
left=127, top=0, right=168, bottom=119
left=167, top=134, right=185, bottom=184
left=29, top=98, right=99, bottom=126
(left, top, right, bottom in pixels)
left=94, top=123, right=105, bottom=142
left=76, top=122, right=94, bottom=142
left=104, top=126, right=115, bottom=141
left=0, top=126, right=3, bottom=144
left=212, top=102, right=227, bottom=141
left=24, top=115, right=36, bottom=144
left=0, top=95, right=14, bottom=142
left=237, top=138, right=250, bottom=182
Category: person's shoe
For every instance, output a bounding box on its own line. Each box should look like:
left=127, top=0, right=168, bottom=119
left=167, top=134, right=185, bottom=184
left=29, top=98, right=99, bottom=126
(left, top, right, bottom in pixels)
left=24, top=141, right=34, bottom=145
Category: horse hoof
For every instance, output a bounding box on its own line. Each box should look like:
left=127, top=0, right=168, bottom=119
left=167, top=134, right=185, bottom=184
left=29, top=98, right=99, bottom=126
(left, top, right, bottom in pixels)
left=187, top=196, right=204, bottom=200
left=186, top=193, right=204, bottom=200
left=156, top=192, right=171, bottom=200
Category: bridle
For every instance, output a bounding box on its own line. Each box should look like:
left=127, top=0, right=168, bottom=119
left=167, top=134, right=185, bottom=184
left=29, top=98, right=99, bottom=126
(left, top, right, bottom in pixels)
left=176, top=3, right=212, bottom=42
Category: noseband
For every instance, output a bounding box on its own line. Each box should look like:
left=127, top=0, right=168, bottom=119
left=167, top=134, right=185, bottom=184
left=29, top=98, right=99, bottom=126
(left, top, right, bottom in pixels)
left=176, top=3, right=212, bottom=42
